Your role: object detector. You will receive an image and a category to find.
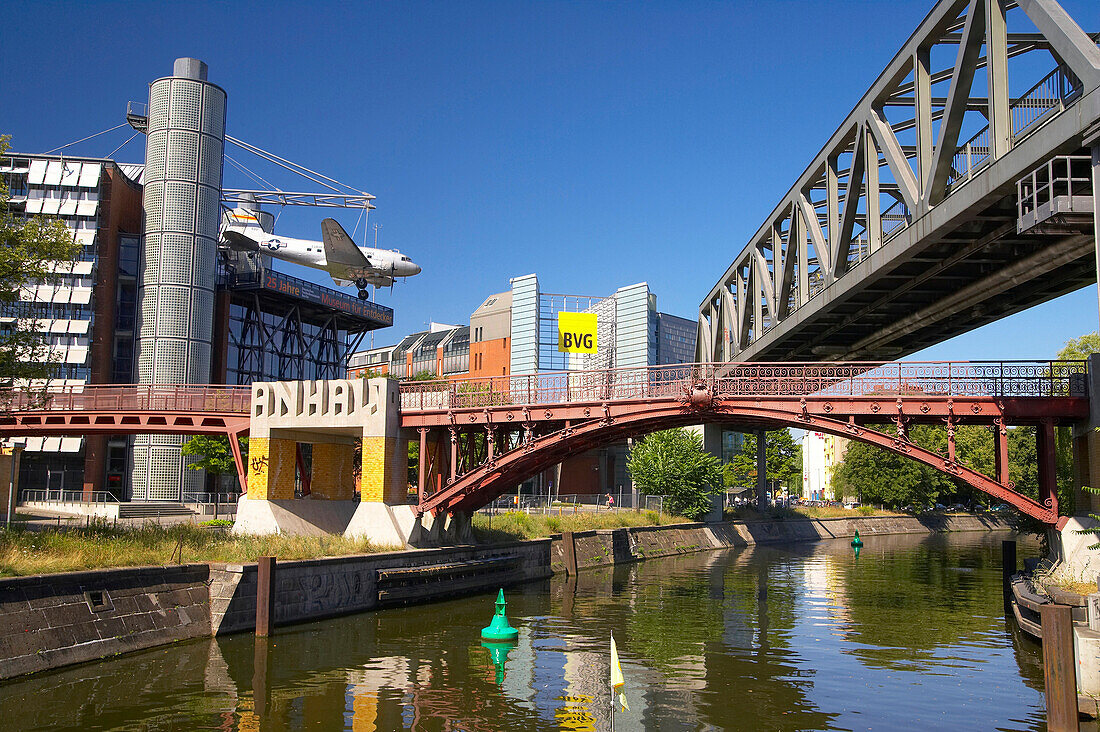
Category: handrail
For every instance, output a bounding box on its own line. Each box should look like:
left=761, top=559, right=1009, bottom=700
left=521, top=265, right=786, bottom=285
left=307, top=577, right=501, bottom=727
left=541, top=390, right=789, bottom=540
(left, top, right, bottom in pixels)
left=0, top=384, right=252, bottom=414
left=399, top=360, right=1088, bottom=411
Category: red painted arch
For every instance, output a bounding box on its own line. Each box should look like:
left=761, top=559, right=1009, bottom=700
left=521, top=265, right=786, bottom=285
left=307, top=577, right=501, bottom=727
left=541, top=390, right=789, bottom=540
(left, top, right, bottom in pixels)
left=421, top=400, right=1056, bottom=524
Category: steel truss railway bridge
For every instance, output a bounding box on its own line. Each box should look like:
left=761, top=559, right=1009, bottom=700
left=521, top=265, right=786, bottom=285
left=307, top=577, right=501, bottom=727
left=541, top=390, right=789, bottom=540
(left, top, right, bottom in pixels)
left=0, top=359, right=1090, bottom=526
left=697, top=0, right=1100, bottom=363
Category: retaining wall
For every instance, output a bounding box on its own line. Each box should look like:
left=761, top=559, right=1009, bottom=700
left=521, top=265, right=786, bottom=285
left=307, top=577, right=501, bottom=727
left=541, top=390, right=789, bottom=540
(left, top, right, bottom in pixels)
left=0, top=564, right=211, bottom=679
left=548, top=513, right=1011, bottom=573
left=208, top=540, right=551, bottom=635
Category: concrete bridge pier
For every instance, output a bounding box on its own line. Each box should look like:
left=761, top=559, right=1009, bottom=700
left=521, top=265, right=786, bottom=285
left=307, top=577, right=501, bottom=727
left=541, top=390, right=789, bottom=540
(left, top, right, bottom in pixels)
left=232, top=378, right=421, bottom=547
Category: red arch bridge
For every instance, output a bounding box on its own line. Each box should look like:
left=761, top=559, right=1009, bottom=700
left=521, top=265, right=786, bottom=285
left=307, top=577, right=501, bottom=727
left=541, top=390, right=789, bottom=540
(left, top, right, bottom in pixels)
left=0, top=360, right=1089, bottom=527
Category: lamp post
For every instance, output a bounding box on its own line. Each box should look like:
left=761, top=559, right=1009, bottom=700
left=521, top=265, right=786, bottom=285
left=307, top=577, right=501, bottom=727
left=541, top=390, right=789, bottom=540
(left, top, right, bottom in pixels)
left=5, top=438, right=26, bottom=528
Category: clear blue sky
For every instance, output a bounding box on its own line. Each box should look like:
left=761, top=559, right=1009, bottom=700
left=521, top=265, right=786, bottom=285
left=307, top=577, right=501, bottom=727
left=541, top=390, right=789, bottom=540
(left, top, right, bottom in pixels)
left=3, top=0, right=1097, bottom=360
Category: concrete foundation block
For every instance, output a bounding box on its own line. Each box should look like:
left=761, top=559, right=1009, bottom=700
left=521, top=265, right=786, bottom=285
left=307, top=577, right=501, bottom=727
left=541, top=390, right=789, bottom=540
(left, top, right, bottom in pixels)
left=1049, top=516, right=1100, bottom=584
left=231, top=496, right=359, bottom=536
left=344, top=503, right=420, bottom=548
left=1076, top=625, right=1100, bottom=697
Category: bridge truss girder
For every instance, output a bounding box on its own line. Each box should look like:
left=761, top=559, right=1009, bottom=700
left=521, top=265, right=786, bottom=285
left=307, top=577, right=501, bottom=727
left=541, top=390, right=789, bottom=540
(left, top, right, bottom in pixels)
left=698, top=0, right=1100, bottom=363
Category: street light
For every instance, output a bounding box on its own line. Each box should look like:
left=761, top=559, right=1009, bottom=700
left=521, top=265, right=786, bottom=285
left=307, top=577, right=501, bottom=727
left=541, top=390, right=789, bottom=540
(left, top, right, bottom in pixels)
left=5, top=438, right=26, bottom=528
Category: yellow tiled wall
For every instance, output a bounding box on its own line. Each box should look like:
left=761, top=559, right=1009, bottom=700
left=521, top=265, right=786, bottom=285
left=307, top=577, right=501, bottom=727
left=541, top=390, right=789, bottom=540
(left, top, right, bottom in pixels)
left=246, top=437, right=297, bottom=500
left=310, top=443, right=356, bottom=500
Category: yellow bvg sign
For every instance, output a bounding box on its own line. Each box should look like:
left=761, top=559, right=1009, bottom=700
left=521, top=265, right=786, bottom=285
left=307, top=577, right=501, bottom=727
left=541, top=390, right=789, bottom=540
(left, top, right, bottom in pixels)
left=558, top=312, right=597, bottom=353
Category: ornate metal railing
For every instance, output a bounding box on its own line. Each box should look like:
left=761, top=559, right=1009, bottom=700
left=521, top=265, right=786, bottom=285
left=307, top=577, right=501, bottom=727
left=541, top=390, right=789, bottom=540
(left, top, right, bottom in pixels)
left=399, top=360, right=1088, bottom=411
left=0, top=384, right=252, bottom=414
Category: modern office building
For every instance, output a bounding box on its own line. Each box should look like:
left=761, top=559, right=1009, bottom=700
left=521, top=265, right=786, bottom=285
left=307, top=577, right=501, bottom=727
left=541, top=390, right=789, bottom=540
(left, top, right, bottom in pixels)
left=356, top=274, right=696, bottom=383
left=1, top=148, right=391, bottom=501
left=1, top=153, right=144, bottom=496
left=348, top=273, right=698, bottom=497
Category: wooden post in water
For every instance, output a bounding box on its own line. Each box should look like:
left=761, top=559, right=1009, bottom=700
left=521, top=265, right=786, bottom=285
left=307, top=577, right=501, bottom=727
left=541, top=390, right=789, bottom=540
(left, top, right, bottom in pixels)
left=1041, top=603, right=1079, bottom=731
left=562, top=531, right=579, bottom=576
left=255, top=556, right=276, bottom=637
left=1002, top=540, right=1016, bottom=593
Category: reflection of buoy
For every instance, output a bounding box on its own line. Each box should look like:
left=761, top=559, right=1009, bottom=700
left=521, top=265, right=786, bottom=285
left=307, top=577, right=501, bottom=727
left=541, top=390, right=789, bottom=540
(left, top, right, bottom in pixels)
left=481, top=588, right=519, bottom=642
left=481, top=640, right=515, bottom=685
left=851, top=530, right=864, bottom=549
left=853, top=544, right=862, bottom=559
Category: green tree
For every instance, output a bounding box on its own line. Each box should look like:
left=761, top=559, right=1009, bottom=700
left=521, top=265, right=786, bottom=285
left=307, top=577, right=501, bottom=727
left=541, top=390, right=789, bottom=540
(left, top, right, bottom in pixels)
left=182, top=435, right=248, bottom=489
left=728, top=430, right=801, bottom=489
left=0, top=136, right=82, bottom=399
left=1055, top=332, right=1100, bottom=360
left=833, top=436, right=954, bottom=507
left=627, top=429, right=723, bottom=520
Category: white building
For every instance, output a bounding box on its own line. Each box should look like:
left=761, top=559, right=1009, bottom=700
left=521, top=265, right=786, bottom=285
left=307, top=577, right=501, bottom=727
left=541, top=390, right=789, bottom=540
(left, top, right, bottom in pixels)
left=802, top=431, right=849, bottom=501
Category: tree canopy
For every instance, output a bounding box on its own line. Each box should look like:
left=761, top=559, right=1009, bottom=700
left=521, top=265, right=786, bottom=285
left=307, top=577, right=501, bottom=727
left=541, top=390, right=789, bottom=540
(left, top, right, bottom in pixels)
left=1056, top=332, right=1100, bottom=361
left=727, top=430, right=801, bottom=489
left=627, top=428, right=723, bottom=520
left=0, top=136, right=82, bottom=395
left=181, top=435, right=248, bottom=477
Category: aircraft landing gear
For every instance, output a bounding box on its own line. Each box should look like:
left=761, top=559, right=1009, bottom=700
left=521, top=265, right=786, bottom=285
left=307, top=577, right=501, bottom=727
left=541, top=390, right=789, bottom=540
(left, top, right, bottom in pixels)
left=355, top=278, right=369, bottom=290
left=357, top=290, right=370, bottom=300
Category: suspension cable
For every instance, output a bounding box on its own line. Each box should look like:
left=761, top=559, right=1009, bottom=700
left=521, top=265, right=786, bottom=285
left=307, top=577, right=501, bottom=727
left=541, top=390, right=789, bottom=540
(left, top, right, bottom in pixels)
left=105, top=132, right=141, bottom=160
left=225, top=135, right=365, bottom=195
left=42, top=123, right=129, bottom=155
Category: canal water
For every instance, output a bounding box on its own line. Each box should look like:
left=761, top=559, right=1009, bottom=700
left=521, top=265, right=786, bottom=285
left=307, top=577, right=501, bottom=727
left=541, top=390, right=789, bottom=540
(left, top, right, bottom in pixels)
left=3, top=531, right=1091, bottom=731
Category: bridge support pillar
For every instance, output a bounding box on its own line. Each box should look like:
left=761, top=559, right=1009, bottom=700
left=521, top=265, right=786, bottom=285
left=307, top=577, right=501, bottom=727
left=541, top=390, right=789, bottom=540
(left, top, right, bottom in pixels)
left=700, top=424, right=725, bottom=522
left=756, top=429, right=768, bottom=513
left=245, top=437, right=297, bottom=500
left=233, top=378, right=417, bottom=542
left=345, top=379, right=420, bottom=546
left=1038, top=420, right=1059, bottom=517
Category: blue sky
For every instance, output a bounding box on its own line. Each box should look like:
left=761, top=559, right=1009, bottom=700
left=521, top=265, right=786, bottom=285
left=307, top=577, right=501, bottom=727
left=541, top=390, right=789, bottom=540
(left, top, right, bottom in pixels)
left=3, top=0, right=1097, bottom=360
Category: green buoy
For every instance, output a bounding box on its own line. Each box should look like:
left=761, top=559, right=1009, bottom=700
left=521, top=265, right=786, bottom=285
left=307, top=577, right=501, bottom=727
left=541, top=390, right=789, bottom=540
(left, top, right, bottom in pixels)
left=481, top=588, right=519, bottom=642
left=851, top=530, right=864, bottom=549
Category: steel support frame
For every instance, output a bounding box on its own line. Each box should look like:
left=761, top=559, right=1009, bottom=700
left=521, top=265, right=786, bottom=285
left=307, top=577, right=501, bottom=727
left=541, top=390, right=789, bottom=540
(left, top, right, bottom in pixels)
left=697, top=0, right=1100, bottom=362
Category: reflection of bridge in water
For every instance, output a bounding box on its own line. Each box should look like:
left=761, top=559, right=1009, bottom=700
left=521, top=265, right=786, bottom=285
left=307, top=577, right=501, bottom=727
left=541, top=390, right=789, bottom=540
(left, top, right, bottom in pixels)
left=0, top=359, right=1087, bottom=526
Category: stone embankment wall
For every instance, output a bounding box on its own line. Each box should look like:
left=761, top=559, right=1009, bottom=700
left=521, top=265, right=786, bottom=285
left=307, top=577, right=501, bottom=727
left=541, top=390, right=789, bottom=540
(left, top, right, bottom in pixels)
left=208, top=539, right=551, bottom=634
left=548, top=514, right=1010, bottom=573
left=0, top=564, right=211, bottom=679
left=0, top=513, right=1009, bottom=680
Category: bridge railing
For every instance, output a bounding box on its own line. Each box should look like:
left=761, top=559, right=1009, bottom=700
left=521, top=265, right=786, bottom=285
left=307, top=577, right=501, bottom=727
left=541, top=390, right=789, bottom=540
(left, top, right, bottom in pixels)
left=0, top=384, right=252, bottom=414
left=399, top=360, right=1088, bottom=411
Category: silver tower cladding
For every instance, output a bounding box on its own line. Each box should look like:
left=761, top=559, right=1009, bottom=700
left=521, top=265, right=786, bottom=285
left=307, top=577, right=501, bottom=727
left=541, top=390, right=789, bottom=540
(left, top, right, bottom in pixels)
left=132, top=58, right=226, bottom=500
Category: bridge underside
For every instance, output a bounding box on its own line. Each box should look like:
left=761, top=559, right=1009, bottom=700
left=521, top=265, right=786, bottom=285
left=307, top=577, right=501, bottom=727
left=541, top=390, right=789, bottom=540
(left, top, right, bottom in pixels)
left=749, top=197, right=1096, bottom=362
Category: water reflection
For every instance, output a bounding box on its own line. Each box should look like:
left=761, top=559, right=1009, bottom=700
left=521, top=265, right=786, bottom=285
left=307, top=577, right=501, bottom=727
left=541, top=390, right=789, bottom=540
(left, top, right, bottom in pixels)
left=3, top=531, right=1089, bottom=731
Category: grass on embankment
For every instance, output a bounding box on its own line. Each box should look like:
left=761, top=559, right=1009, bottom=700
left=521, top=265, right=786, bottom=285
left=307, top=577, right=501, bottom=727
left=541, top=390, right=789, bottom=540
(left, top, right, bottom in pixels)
left=472, top=509, right=688, bottom=543
left=0, top=522, right=401, bottom=577
left=727, top=504, right=900, bottom=521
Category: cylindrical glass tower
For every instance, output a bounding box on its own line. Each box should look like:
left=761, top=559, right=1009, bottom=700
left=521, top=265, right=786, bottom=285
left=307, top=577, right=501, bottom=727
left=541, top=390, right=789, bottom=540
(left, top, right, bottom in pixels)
left=132, top=58, right=226, bottom=501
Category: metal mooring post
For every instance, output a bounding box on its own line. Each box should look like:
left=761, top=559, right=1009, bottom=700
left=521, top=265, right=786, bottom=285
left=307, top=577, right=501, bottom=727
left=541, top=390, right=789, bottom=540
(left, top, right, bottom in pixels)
left=1002, top=540, right=1017, bottom=594
left=255, top=556, right=276, bottom=637
left=562, top=531, right=579, bottom=576
left=1041, top=603, right=1079, bottom=731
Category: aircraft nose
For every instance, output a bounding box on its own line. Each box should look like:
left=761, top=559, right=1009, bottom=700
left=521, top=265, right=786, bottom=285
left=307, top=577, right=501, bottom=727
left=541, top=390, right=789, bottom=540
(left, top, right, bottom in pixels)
left=408, top=261, right=421, bottom=275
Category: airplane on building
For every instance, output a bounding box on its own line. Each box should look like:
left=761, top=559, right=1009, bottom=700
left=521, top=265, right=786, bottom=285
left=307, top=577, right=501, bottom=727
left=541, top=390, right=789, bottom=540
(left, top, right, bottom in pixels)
left=221, top=210, right=421, bottom=299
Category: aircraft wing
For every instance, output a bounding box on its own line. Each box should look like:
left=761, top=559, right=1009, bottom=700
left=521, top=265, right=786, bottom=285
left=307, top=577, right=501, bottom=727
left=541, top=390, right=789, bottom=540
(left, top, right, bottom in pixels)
left=221, top=229, right=260, bottom=252
left=320, top=218, right=372, bottom=281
